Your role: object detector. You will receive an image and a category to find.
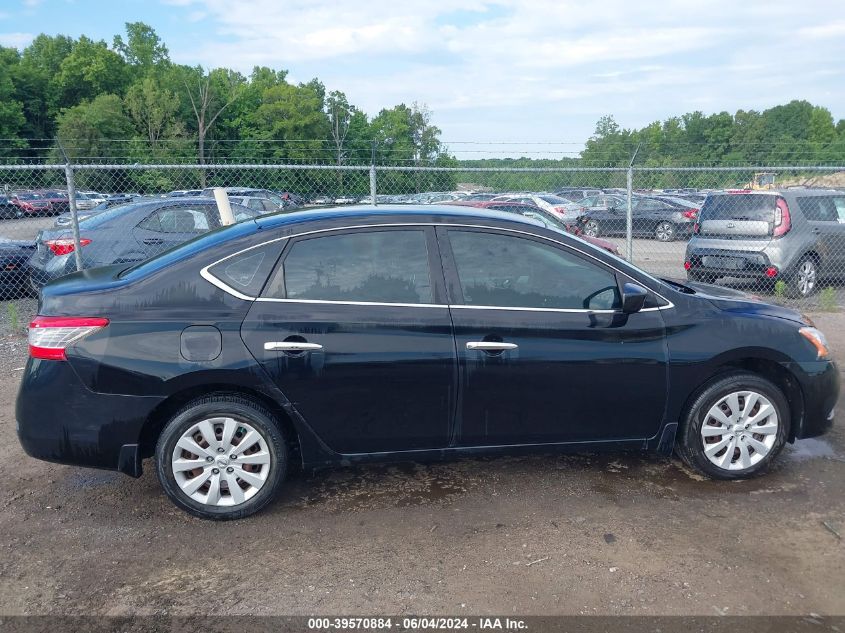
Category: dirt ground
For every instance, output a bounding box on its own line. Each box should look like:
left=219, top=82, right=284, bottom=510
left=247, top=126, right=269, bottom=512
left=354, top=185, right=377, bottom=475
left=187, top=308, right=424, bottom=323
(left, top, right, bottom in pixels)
left=0, top=302, right=842, bottom=617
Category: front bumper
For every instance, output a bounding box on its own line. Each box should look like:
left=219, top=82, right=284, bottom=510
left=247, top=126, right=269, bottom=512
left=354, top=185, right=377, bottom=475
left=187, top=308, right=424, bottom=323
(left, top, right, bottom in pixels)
left=786, top=359, right=840, bottom=439
left=16, top=357, right=165, bottom=477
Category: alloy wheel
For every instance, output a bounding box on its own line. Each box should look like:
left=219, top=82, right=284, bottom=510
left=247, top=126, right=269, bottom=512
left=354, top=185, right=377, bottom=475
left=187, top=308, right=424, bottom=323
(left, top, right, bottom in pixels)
left=584, top=221, right=600, bottom=237
left=171, top=417, right=272, bottom=506
left=700, top=390, right=779, bottom=471
left=655, top=222, right=674, bottom=242
left=797, top=259, right=817, bottom=297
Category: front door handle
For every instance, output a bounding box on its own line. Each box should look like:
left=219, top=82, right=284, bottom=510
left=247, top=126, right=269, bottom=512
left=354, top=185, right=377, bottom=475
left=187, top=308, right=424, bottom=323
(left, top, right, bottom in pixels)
left=143, top=238, right=165, bottom=245
left=466, top=341, right=518, bottom=351
left=264, top=341, right=323, bottom=352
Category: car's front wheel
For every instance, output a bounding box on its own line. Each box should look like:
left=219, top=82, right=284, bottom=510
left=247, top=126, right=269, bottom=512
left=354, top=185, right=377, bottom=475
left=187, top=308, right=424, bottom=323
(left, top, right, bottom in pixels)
left=583, top=220, right=601, bottom=237
left=676, top=373, right=789, bottom=479
left=155, top=394, right=287, bottom=520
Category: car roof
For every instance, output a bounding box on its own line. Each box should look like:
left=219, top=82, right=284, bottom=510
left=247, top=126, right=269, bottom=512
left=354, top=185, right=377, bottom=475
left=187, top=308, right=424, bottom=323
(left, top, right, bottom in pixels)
left=253, top=204, right=544, bottom=232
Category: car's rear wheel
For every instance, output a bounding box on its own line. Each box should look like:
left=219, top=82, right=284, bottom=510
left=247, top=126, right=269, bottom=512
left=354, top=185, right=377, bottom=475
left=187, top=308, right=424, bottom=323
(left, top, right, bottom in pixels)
left=583, top=220, right=601, bottom=237
left=155, top=395, right=287, bottom=520
left=786, top=257, right=818, bottom=298
left=655, top=221, right=676, bottom=242
left=676, top=372, right=788, bottom=479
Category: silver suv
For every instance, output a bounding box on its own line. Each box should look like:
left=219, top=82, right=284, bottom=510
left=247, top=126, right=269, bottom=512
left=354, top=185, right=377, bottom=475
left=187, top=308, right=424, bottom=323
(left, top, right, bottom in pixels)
left=685, top=189, right=845, bottom=297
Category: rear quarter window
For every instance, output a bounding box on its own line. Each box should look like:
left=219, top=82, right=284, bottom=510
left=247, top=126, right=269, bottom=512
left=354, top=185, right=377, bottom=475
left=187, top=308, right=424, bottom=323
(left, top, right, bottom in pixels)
left=206, top=242, right=283, bottom=297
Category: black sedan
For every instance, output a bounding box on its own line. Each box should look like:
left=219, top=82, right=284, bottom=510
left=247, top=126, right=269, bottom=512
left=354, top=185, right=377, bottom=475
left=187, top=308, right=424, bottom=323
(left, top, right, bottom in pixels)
left=16, top=206, right=839, bottom=520
left=577, top=195, right=700, bottom=241
left=0, top=238, right=36, bottom=299
left=29, top=197, right=258, bottom=289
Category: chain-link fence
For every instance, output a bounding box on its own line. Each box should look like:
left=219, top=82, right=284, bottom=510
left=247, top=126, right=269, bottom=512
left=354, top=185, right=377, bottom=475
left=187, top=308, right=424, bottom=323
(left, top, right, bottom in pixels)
left=1, top=161, right=844, bottom=311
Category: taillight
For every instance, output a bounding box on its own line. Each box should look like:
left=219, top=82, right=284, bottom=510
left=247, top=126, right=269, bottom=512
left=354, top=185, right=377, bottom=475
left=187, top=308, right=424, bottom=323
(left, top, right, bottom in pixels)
left=684, top=261, right=692, bottom=270
left=28, top=316, right=109, bottom=361
left=682, top=209, right=698, bottom=219
left=45, top=238, right=91, bottom=256
left=773, top=198, right=791, bottom=237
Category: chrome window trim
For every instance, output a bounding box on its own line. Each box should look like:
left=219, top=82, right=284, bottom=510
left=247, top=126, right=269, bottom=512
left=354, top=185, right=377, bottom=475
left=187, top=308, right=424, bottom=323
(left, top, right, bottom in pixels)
left=199, top=221, right=676, bottom=312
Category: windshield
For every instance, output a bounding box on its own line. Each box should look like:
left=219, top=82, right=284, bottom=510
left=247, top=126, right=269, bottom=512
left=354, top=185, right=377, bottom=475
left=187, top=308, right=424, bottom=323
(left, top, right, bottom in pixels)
left=78, top=204, right=134, bottom=227
left=16, top=193, right=43, bottom=200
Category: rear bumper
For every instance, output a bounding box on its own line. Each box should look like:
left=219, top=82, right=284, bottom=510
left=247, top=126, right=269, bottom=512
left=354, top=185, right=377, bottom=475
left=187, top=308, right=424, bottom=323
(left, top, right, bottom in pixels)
left=787, top=359, right=839, bottom=439
left=686, top=247, right=776, bottom=279
left=16, top=358, right=165, bottom=477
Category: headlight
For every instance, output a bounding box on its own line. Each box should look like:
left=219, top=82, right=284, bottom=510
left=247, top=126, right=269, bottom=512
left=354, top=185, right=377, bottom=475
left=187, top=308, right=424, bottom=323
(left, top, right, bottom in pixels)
left=799, top=327, right=830, bottom=359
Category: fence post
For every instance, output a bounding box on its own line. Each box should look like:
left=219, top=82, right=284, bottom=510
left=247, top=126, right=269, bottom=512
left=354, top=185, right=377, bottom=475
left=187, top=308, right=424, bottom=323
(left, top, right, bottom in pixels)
left=57, top=140, right=84, bottom=272
left=626, top=144, right=641, bottom=262
left=370, top=141, right=377, bottom=206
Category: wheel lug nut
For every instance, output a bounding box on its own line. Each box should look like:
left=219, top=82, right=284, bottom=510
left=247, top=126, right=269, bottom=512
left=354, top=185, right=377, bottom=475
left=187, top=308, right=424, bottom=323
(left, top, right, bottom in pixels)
left=212, top=468, right=219, bottom=474
left=226, top=467, right=234, bottom=473
left=206, top=456, right=213, bottom=462
left=217, top=447, right=225, bottom=453
left=230, top=454, right=237, bottom=460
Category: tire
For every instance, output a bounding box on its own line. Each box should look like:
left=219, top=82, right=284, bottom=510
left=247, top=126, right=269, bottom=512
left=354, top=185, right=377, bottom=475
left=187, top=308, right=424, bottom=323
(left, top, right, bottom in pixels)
left=655, top=221, right=676, bottom=242
left=583, top=220, right=601, bottom=238
left=155, top=394, right=287, bottom=520
left=676, top=372, right=789, bottom=480
left=786, top=256, right=818, bottom=299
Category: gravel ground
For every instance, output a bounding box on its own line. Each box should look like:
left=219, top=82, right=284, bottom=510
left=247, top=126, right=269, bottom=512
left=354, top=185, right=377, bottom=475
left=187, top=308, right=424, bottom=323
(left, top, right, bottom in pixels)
left=0, top=300, right=843, bottom=616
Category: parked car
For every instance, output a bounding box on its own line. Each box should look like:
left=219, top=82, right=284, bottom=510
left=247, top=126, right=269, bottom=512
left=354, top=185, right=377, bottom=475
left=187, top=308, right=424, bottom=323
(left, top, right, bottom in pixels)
left=311, top=195, right=334, bottom=205
left=492, top=193, right=581, bottom=223
left=166, top=190, right=203, bottom=198
left=0, top=195, right=19, bottom=219
left=334, top=196, right=358, bottom=205
left=448, top=200, right=622, bottom=256
left=200, top=187, right=288, bottom=210
left=577, top=195, right=699, bottom=241
left=16, top=205, right=838, bottom=520
left=11, top=192, right=51, bottom=217
left=554, top=188, right=602, bottom=201
left=29, top=198, right=258, bottom=289
left=0, top=238, right=36, bottom=299
left=685, top=189, right=845, bottom=297
left=76, top=191, right=109, bottom=210
left=229, top=196, right=285, bottom=214
left=36, top=190, right=70, bottom=215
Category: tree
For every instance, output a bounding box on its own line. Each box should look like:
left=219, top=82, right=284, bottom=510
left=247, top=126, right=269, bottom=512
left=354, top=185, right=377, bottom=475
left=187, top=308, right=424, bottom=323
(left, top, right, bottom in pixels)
left=183, top=67, right=243, bottom=179
left=56, top=94, right=134, bottom=161
left=55, top=36, right=129, bottom=108
left=125, top=76, right=180, bottom=146
left=326, top=90, right=354, bottom=167
left=0, top=53, right=25, bottom=145
left=113, top=22, right=169, bottom=71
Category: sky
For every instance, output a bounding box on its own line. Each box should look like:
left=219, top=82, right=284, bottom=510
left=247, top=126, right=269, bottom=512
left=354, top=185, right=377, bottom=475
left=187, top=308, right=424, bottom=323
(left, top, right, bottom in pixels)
left=1, top=0, right=844, bottom=158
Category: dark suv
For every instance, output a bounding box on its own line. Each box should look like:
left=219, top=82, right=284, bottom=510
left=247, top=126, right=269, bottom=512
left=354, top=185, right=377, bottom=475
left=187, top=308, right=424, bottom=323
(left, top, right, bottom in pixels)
left=685, top=189, right=845, bottom=297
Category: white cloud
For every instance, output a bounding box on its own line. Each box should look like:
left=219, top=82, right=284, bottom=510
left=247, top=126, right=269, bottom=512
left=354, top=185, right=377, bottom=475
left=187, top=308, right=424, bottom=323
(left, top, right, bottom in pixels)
left=163, top=0, right=845, bottom=146
left=0, top=31, right=34, bottom=48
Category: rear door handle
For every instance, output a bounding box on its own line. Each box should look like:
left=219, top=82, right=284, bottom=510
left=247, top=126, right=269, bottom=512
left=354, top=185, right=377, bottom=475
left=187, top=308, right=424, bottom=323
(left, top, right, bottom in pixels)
left=143, top=238, right=164, bottom=245
left=264, top=341, right=323, bottom=352
left=466, top=341, right=518, bottom=351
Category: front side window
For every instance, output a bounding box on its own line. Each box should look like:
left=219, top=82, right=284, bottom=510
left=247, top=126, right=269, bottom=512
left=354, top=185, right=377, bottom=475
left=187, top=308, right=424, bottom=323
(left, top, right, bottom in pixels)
left=269, top=230, right=432, bottom=304
left=448, top=230, right=621, bottom=310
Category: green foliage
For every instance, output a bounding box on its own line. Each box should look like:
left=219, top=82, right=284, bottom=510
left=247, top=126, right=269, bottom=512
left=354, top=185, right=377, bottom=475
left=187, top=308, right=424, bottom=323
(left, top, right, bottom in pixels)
left=819, top=287, right=838, bottom=312
left=774, top=280, right=787, bottom=299
left=7, top=302, right=19, bottom=332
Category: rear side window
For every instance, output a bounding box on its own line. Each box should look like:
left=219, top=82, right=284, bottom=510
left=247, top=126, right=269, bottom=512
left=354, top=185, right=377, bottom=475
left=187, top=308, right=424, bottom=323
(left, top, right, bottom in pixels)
left=797, top=196, right=845, bottom=222
left=267, top=230, right=433, bottom=304
left=699, top=194, right=776, bottom=221
left=207, top=242, right=282, bottom=297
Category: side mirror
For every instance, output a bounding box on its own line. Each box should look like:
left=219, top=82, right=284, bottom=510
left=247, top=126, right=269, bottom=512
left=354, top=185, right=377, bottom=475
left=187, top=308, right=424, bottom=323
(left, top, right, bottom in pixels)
left=621, top=283, right=649, bottom=314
